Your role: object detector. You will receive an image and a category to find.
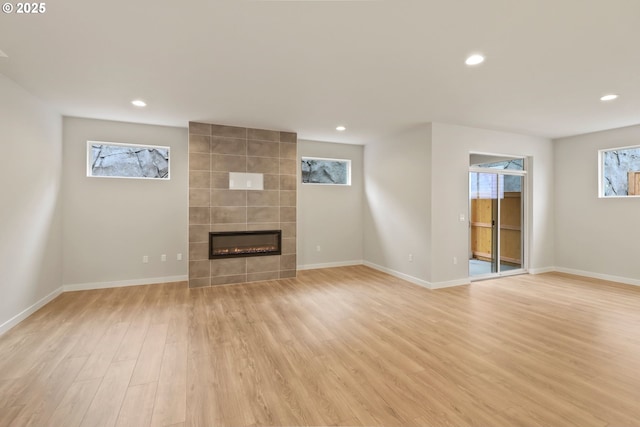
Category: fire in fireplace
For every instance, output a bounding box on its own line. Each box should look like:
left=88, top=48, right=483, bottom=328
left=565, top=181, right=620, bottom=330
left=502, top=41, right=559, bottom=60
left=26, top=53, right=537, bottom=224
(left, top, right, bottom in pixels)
left=209, top=230, right=282, bottom=259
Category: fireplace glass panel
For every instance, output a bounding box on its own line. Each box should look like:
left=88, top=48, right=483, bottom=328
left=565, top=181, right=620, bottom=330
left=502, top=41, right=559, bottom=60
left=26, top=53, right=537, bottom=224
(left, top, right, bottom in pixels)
left=209, top=230, right=282, bottom=259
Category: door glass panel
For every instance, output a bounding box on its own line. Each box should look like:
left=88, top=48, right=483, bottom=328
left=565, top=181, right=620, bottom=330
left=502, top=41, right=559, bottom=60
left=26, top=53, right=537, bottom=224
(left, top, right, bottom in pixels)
left=469, top=172, right=498, bottom=276
left=500, top=175, right=523, bottom=272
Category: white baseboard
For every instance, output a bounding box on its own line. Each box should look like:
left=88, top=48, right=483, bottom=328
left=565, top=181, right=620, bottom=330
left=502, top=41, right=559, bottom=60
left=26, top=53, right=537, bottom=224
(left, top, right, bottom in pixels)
left=363, top=261, right=471, bottom=290
left=0, top=286, right=64, bottom=336
left=1, top=275, right=188, bottom=334
left=363, top=261, right=433, bottom=289
left=297, top=260, right=363, bottom=271
left=554, top=267, right=640, bottom=287
left=63, top=275, right=188, bottom=292
left=529, top=266, right=557, bottom=275
left=431, top=278, right=471, bottom=289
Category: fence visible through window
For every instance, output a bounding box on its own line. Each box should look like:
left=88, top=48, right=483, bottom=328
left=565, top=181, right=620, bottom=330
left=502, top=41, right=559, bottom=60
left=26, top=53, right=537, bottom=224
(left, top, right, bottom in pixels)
left=600, top=146, right=640, bottom=197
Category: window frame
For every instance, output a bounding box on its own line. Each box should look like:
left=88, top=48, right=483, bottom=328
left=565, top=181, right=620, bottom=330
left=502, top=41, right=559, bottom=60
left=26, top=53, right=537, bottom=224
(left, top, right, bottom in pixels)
left=598, top=144, right=640, bottom=198
left=300, top=156, right=352, bottom=186
left=87, top=140, right=171, bottom=180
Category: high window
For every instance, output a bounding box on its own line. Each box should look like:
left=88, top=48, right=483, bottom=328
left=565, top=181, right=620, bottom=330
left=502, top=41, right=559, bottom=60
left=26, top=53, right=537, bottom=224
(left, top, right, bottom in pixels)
left=301, top=157, right=351, bottom=185
left=599, top=145, right=640, bottom=197
left=87, top=141, right=170, bottom=179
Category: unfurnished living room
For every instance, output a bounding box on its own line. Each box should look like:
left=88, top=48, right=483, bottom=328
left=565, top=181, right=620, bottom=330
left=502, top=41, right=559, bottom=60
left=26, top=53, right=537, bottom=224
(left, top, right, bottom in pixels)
left=1, top=1, right=640, bottom=426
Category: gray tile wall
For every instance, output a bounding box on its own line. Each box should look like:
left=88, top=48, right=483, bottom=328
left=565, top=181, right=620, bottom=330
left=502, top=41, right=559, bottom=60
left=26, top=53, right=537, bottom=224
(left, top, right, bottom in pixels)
left=188, top=122, right=297, bottom=287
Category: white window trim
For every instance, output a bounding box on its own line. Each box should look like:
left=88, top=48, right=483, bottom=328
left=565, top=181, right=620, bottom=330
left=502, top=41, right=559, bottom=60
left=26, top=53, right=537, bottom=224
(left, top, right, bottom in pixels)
left=598, top=144, right=640, bottom=198
left=468, top=166, right=527, bottom=176
left=301, top=156, right=352, bottom=186
left=87, top=140, right=171, bottom=180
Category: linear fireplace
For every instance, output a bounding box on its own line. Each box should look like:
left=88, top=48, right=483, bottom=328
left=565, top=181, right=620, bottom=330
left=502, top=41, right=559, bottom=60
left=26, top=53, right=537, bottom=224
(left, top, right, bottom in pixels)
left=209, top=230, right=282, bottom=259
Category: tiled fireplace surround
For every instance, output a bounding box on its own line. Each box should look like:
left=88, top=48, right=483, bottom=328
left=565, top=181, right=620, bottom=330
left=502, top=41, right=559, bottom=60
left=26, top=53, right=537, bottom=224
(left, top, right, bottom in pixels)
left=188, top=122, right=297, bottom=287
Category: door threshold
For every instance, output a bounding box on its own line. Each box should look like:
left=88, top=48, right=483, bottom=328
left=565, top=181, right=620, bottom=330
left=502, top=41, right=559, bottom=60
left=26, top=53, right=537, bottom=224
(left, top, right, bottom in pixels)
left=470, top=269, right=528, bottom=282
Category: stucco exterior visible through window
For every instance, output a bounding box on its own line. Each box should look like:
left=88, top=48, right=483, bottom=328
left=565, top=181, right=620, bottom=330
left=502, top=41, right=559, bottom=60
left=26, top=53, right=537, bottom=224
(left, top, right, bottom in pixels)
left=87, top=141, right=170, bottom=179
left=301, top=157, right=351, bottom=185
left=600, top=146, right=640, bottom=197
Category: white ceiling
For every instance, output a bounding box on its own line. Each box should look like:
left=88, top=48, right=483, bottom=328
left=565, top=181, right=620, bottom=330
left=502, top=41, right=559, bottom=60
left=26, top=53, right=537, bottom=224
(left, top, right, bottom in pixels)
left=1, top=0, right=639, bottom=144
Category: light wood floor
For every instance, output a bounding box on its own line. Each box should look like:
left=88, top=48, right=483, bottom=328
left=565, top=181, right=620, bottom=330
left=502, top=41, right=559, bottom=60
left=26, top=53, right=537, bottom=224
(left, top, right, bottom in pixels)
left=1, top=266, right=640, bottom=426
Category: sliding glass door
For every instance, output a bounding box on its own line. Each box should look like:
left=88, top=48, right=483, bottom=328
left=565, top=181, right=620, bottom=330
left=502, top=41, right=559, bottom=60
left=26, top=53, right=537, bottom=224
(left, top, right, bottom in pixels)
left=469, top=156, right=525, bottom=279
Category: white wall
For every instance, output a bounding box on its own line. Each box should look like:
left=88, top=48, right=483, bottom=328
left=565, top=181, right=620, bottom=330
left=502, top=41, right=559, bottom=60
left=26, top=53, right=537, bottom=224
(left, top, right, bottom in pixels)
left=555, top=125, right=640, bottom=284
left=362, top=122, right=554, bottom=288
left=298, top=140, right=364, bottom=269
left=62, top=117, right=188, bottom=288
left=0, top=74, right=63, bottom=332
left=363, top=124, right=432, bottom=285
left=430, top=123, right=555, bottom=284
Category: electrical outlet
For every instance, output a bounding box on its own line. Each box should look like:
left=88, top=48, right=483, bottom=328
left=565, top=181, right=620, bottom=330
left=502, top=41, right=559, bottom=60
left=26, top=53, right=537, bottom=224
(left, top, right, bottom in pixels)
left=316, top=245, right=321, bottom=252
left=177, top=253, right=183, bottom=261
left=409, top=253, right=413, bottom=262
left=161, top=254, right=167, bottom=262
left=453, top=256, right=458, bottom=264
left=142, top=255, right=149, bottom=264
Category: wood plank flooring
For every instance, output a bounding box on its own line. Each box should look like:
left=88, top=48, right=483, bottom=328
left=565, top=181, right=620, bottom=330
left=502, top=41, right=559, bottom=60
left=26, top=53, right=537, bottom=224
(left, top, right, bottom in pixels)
left=1, top=266, right=640, bottom=426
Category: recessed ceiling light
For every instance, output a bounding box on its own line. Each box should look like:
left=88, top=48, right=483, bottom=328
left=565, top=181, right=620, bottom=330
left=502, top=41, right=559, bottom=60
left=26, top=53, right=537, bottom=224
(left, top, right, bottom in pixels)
left=465, top=54, right=485, bottom=66
left=131, top=99, right=147, bottom=107
left=336, top=125, right=346, bottom=131
left=600, top=94, right=618, bottom=101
